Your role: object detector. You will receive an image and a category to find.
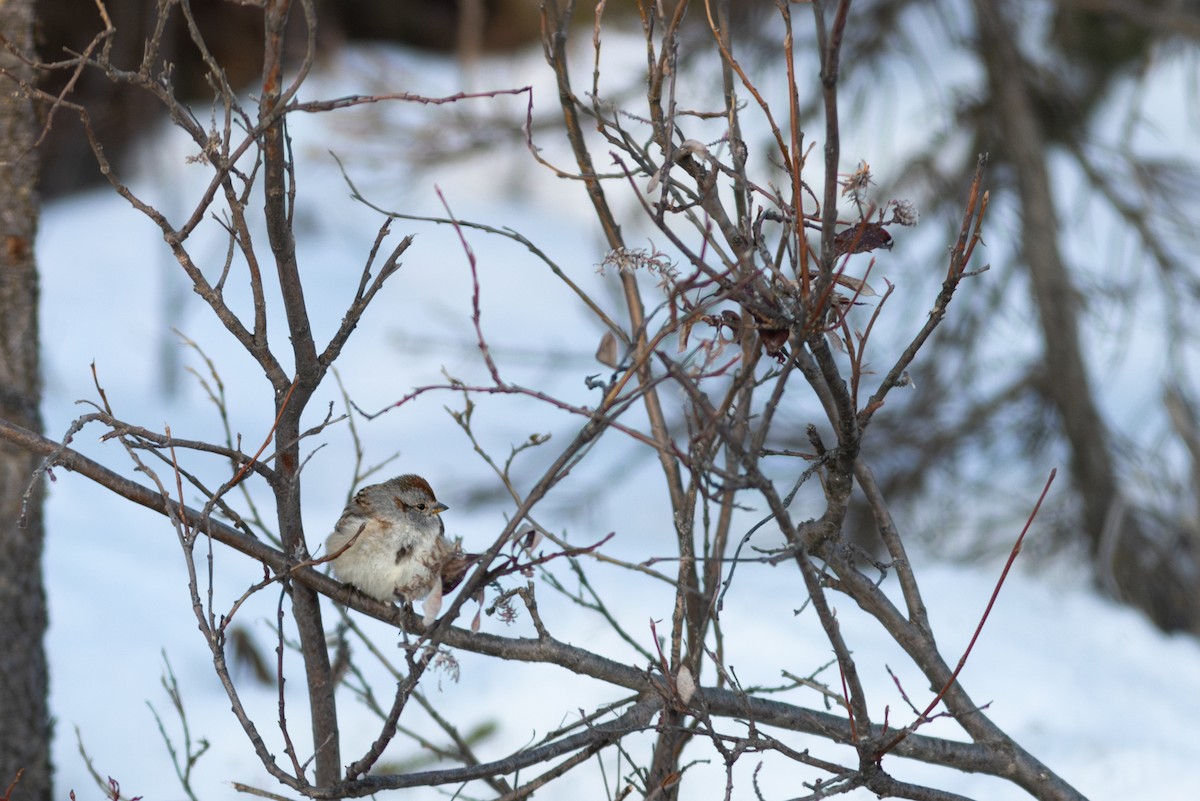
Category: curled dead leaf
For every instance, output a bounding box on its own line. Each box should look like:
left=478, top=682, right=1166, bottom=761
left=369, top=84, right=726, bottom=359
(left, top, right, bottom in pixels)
left=596, top=330, right=619, bottom=368
left=759, top=327, right=789, bottom=358
left=833, top=273, right=877, bottom=297
left=833, top=222, right=893, bottom=256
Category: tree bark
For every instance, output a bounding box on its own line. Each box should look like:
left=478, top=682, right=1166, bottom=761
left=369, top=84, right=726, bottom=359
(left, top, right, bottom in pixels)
left=0, top=0, right=52, bottom=797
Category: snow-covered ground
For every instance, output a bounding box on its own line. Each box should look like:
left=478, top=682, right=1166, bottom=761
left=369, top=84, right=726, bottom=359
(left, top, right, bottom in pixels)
left=34, top=31, right=1200, bottom=801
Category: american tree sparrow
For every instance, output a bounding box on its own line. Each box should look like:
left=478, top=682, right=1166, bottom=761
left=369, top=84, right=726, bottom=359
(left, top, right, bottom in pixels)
left=326, top=474, right=473, bottom=621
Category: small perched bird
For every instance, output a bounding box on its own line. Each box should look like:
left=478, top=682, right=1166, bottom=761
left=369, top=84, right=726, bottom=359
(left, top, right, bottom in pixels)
left=326, top=475, right=474, bottom=617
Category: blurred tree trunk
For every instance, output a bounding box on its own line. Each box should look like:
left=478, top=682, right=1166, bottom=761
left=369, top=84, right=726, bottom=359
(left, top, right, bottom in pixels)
left=974, top=0, right=1119, bottom=548
left=0, top=0, right=52, bottom=797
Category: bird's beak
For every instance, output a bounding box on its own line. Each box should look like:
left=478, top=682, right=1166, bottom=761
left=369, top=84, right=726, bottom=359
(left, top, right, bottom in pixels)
left=433, top=502, right=449, bottom=515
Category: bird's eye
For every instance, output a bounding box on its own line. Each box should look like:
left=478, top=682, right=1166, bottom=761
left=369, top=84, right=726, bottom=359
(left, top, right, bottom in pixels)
left=416, top=503, right=428, bottom=511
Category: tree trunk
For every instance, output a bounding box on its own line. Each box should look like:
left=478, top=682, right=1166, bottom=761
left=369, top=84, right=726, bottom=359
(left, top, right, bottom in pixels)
left=975, top=0, right=1119, bottom=549
left=0, top=0, right=52, bottom=797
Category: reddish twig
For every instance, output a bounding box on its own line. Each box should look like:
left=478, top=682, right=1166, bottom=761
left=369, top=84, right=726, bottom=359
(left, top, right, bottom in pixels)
left=0, top=769, right=23, bottom=801
left=228, top=379, right=299, bottom=489
left=436, top=186, right=502, bottom=385
left=876, top=468, right=1057, bottom=758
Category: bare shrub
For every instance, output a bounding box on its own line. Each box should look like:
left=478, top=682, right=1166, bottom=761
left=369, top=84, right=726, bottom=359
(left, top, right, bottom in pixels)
left=0, top=1, right=1093, bottom=799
